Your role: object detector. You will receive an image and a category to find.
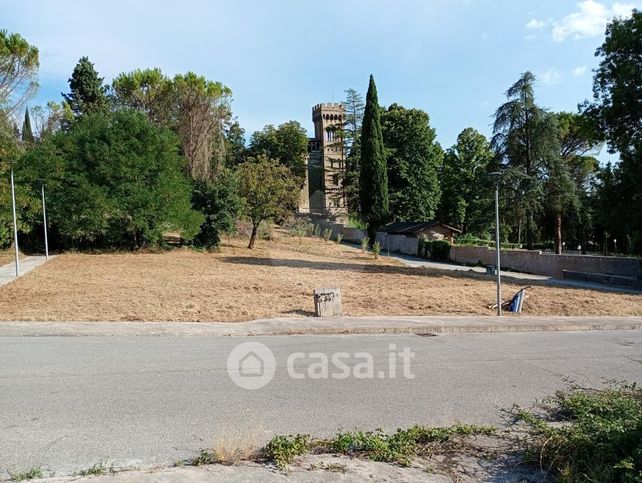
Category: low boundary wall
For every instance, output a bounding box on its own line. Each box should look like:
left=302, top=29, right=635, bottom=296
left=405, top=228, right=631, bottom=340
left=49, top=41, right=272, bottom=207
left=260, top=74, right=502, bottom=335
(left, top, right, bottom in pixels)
left=450, top=245, right=642, bottom=279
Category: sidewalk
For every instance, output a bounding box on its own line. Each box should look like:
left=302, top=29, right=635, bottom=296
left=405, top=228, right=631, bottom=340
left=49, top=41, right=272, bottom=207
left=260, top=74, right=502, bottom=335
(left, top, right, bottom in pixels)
left=1, top=315, right=641, bottom=337
left=0, top=255, right=53, bottom=287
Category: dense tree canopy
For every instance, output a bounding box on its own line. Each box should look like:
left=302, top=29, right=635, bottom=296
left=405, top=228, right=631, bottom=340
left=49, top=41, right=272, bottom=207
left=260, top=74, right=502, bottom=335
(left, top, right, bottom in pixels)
left=247, top=121, right=308, bottom=184
left=112, top=68, right=175, bottom=127
left=381, top=104, right=443, bottom=222
left=19, top=110, right=203, bottom=248
left=439, top=128, right=494, bottom=234
left=590, top=9, right=642, bottom=251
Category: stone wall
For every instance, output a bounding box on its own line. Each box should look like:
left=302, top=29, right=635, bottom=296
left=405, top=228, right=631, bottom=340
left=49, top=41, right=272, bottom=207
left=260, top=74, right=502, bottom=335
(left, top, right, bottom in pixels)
left=310, top=221, right=419, bottom=255
left=374, top=232, right=419, bottom=256
left=450, top=245, right=642, bottom=279
left=312, top=220, right=366, bottom=243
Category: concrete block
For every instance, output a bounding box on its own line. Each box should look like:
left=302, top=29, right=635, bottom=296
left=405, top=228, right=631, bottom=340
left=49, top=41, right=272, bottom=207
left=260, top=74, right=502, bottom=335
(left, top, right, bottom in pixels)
left=313, top=288, right=342, bottom=317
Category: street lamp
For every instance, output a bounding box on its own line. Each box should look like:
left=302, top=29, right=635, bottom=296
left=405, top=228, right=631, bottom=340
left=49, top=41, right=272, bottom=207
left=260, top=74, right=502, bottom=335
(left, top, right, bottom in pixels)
left=488, top=172, right=502, bottom=316
left=41, top=185, right=49, bottom=260
left=10, top=160, right=19, bottom=276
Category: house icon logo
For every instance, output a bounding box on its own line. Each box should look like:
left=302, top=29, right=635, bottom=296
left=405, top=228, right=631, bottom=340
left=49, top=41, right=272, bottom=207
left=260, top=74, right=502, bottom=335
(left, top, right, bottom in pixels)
left=227, top=342, right=276, bottom=390
left=239, top=351, right=264, bottom=377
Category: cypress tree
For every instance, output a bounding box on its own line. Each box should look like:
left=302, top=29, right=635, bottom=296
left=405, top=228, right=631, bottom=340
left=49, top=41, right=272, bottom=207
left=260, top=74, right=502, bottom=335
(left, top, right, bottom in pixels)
left=359, top=75, right=389, bottom=242
left=21, top=107, right=34, bottom=144
left=63, top=56, right=109, bottom=117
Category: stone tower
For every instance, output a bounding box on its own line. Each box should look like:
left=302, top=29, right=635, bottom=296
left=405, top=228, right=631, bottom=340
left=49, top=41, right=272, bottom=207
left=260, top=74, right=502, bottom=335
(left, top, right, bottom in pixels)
left=300, top=102, right=346, bottom=215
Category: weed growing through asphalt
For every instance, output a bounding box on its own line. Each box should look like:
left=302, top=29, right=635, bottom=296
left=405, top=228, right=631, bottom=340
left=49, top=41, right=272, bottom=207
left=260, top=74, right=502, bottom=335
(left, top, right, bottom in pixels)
left=9, top=467, right=43, bottom=481
left=262, top=424, right=495, bottom=469
left=516, top=383, right=642, bottom=482
left=75, top=460, right=114, bottom=476
left=263, top=434, right=311, bottom=469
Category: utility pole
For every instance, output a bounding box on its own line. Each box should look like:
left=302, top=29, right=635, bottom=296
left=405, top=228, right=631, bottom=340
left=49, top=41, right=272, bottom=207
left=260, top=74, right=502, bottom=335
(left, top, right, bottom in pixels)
left=10, top=161, right=19, bottom=276
left=42, top=185, right=49, bottom=259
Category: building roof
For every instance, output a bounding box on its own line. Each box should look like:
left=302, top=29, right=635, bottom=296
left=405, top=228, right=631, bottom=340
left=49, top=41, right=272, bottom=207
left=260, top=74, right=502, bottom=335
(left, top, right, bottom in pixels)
left=382, top=221, right=462, bottom=235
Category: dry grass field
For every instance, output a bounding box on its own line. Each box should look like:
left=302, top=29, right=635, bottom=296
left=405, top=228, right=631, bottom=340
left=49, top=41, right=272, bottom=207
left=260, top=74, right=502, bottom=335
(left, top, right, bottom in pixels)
left=0, top=231, right=640, bottom=322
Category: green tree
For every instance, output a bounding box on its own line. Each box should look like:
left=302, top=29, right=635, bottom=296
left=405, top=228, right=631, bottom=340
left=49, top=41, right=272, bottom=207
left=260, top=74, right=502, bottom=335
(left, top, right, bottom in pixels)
left=545, top=156, right=580, bottom=254
left=341, top=88, right=365, bottom=212
left=0, top=111, right=38, bottom=248
left=381, top=103, right=443, bottom=222
left=359, top=75, right=389, bottom=241
left=62, top=56, right=109, bottom=117
left=173, top=72, right=232, bottom=181
left=21, top=107, right=34, bottom=144
left=237, top=154, right=299, bottom=249
left=224, top=120, right=246, bottom=166
left=439, top=128, right=495, bottom=234
left=112, top=68, right=175, bottom=127
left=590, top=9, right=642, bottom=251
left=19, top=110, right=203, bottom=248
left=551, top=112, right=601, bottom=252
left=191, top=169, right=242, bottom=248
left=492, top=72, right=559, bottom=249
left=0, top=30, right=39, bottom=115
left=247, top=121, right=308, bottom=184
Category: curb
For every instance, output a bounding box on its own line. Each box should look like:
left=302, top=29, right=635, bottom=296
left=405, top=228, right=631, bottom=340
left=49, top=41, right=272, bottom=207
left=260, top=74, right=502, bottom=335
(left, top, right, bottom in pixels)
left=1, top=316, right=641, bottom=337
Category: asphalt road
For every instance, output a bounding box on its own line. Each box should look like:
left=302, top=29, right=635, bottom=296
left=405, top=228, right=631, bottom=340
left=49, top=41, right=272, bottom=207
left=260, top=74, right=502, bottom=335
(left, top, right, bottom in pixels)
left=1, top=331, right=641, bottom=477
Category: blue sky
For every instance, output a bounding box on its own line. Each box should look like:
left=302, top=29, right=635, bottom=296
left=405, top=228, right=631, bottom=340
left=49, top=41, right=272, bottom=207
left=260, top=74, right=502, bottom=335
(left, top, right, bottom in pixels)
left=2, top=0, right=639, bottom=161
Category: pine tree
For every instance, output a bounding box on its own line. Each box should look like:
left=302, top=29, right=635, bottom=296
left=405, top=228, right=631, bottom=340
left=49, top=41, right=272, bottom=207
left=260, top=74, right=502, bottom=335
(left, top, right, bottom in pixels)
left=21, top=107, right=34, bottom=144
left=62, top=56, right=109, bottom=117
left=359, top=75, right=388, bottom=242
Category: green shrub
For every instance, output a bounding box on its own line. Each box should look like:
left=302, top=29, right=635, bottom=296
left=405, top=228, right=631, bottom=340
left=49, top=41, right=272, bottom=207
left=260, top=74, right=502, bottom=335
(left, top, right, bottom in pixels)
left=517, top=383, right=642, bottom=482
left=313, top=224, right=321, bottom=237
left=336, top=233, right=343, bottom=244
left=347, top=214, right=367, bottom=230
left=361, top=237, right=369, bottom=253
left=263, top=434, right=310, bottom=469
left=9, top=467, right=43, bottom=481
left=372, top=240, right=382, bottom=259
left=425, top=240, right=450, bottom=261
left=322, top=228, right=332, bottom=243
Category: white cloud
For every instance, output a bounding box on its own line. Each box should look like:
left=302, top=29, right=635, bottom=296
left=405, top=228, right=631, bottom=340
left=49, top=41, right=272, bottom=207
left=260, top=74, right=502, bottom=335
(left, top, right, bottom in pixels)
left=525, top=19, right=547, bottom=29
left=552, top=1, right=640, bottom=42
left=540, top=68, right=564, bottom=85
left=572, top=65, right=588, bottom=76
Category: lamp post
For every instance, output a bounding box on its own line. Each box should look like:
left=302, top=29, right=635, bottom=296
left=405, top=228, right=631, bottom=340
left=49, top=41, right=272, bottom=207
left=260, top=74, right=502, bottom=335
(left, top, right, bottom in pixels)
left=41, top=185, right=49, bottom=260
left=10, top=160, right=19, bottom=276
left=489, top=172, right=502, bottom=316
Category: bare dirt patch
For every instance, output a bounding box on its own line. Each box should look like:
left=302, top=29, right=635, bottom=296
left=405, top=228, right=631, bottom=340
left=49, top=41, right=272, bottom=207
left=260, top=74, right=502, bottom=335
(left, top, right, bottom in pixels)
left=0, top=232, right=640, bottom=322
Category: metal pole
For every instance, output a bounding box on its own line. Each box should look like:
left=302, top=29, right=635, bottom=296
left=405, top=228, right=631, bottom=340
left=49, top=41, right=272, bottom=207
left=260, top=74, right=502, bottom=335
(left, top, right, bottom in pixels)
left=10, top=162, right=20, bottom=277
left=41, top=185, right=49, bottom=260
left=495, top=184, right=502, bottom=316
